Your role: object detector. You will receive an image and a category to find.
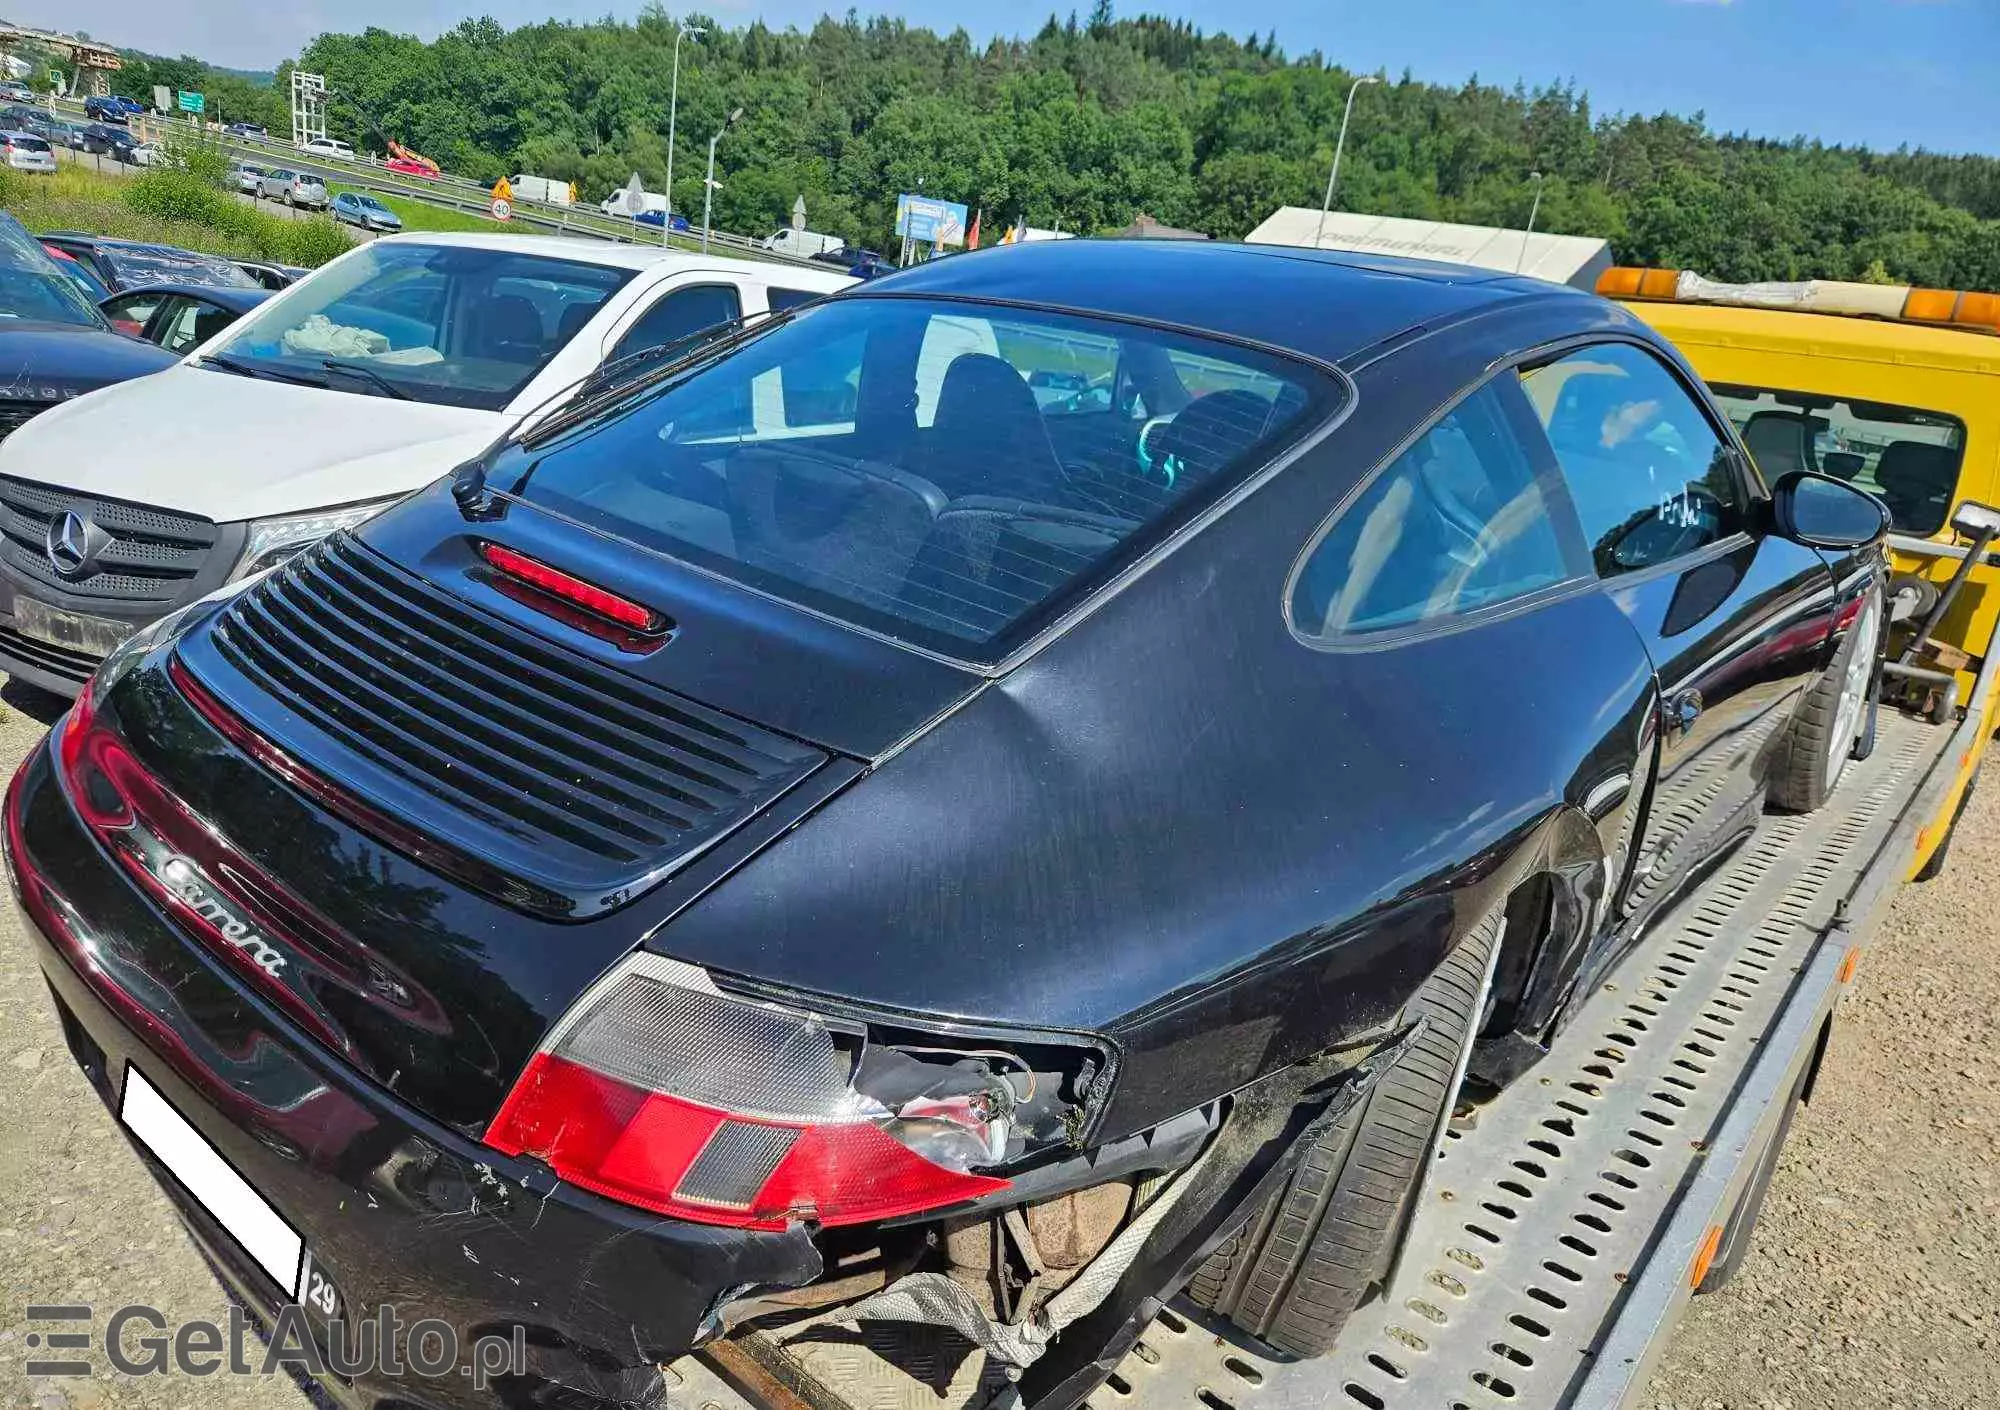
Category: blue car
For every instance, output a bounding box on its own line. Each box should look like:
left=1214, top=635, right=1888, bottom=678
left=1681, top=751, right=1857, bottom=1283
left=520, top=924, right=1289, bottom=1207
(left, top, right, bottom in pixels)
left=330, top=191, right=404, bottom=233
left=633, top=209, right=691, bottom=232
left=81, top=96, right=127, bottom=125
left=114, top=95, right=144, bottom=114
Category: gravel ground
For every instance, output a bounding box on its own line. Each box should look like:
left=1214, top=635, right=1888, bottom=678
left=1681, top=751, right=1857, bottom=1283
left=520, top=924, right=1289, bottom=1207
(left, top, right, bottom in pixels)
left=0, top=676, right=1994, bottom=1409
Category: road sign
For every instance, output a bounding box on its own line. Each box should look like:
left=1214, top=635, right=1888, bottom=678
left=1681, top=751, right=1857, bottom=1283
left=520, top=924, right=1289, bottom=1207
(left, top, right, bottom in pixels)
left=490, top=179, right=514, bottom=222
left=895, top=194, right=969, bottom=247
left=152, top=84, right=170, bottom=112
left=177, top=90, right=203, bottom=114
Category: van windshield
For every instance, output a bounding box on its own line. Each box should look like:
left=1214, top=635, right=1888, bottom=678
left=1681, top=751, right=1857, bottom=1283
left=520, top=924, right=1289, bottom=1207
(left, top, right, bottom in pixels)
left=508, top=296, right=1334, bottom=659
left=1708, top=383, right=1966, bottom=536
left=204, top=241, right=634, bottom=411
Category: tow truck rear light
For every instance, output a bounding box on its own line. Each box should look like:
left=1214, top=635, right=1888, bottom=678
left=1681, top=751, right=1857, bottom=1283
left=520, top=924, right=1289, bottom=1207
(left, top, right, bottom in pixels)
left=484, top=956, right=1011, bottom=1228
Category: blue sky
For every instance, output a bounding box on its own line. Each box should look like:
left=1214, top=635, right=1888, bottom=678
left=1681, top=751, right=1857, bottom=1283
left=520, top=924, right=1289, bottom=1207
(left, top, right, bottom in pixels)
left=32, top=0, right=2000, bottom=156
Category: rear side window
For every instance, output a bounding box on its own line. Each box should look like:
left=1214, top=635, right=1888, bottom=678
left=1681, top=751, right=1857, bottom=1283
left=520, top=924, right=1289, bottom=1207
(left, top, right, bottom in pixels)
left=1291, top=380, right=1580, bottom=639
left=614, top=283, right=742, bottom=361
left=1707, top=383, right=1965, bottom=536
left=513, top=296, right=1334, bottom=659
left=1521, top=343, right=1746, bottom=577
left=766, top=287, right=822, bottom=313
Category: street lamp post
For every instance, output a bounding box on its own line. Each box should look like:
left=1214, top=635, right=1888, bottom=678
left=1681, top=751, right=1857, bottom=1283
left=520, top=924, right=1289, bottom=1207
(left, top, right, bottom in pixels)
left=1315, top=74, right=1379, bottom=249
left=1518, top=170, right=1545, bottom=273
left=662, top=23, right=705, bottom=244
left=702, top=107, right=744, bottom=254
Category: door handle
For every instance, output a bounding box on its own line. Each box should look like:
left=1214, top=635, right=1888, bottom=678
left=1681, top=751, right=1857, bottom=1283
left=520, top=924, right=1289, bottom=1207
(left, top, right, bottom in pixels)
left=1664, top=690, right=1703, bottom=738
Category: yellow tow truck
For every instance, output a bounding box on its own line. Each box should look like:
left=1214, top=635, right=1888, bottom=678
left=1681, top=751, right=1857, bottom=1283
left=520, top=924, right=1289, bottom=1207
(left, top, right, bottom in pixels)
left=1605, top=267, right=2000, bottom=878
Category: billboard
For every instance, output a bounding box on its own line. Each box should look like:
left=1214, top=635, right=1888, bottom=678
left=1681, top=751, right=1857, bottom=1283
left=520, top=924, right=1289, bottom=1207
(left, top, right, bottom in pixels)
left=895, top=194, right=969, bottom=248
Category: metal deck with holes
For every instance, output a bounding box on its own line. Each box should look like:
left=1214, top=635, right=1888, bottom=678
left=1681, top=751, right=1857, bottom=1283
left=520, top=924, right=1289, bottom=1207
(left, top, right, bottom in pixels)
left=662, top=701, right=1972, bottom=1410
left=1100, top=709, right=1952, bottom=1410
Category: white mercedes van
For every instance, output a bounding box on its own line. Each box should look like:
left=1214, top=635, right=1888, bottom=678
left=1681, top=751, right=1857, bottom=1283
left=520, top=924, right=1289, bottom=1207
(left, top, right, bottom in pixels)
left=0, top=231, right=850, bottom=696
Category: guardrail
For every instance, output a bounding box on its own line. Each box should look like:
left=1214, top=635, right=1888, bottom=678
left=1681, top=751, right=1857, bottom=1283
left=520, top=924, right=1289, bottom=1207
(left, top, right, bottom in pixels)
left=46, top=98, right=830, bottom=270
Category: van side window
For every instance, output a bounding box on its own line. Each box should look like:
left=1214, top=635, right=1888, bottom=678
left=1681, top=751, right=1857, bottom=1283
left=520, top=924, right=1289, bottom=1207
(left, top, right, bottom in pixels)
left=1520, top=343, right=1746, bottom=577
left=1291, top=380, right=1579, bottom=639
left=613, top=283, right=742, bottom=361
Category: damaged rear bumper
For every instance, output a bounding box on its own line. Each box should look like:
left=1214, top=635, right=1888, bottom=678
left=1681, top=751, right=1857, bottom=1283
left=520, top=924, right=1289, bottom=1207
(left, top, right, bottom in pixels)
left=8, top=740, right=820, bottom=1410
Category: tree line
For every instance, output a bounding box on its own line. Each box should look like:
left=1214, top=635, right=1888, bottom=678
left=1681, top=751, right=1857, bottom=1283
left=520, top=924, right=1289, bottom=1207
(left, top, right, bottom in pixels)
left=90, top=5, right=2000, bottom=286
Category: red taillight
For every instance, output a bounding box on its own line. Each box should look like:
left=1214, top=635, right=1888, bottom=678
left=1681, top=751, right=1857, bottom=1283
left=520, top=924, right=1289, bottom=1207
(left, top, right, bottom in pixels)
left=485, top=958, right=1010, bottom=1229
left=477, top=543, right=667, bottom=635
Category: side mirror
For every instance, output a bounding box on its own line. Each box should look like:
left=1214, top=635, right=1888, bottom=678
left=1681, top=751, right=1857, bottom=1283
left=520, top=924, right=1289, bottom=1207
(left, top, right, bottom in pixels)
left=1771, top=470, right=1892, bottom=550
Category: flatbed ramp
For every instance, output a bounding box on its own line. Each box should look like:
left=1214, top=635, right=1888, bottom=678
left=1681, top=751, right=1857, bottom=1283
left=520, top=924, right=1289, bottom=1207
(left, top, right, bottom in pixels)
left=668, top=707, right=1960, bottom=1410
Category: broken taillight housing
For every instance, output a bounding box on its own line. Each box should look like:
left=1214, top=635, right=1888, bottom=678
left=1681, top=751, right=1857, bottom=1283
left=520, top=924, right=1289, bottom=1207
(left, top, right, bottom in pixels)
left=485, top=956, right=1024, bottom=1229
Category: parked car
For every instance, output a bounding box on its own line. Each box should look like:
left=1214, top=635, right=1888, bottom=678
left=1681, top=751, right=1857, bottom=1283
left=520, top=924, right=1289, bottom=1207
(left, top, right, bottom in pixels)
left=0, top=240, right=1893, bottom=1410
left=36, top=234, right=263, bottom=296
left=330, top=191, right=402, bottom=233
left=0, top=81, right=31, bottom=104
left=0, top=131, right=57, bottom=173
left=0, top=209, right=176, bottom=436
left=80, top=96, right=126, bottom=124
left=632, top=208, right=690, bottom=232
left=259, top=168, right=328, bottom=209
left=383, top=156, right=439, bottom=179
left=224, top=122, right=268, bottom=139
left=128, top=141, right=162, bottom=168
left=299, top=136, right=353, bottom=159
left=98, top=282, right=270, bottom=353
left=0, top=233, right=852, bottom=696
left=79, top=123, right=137, bottom=161
left=232, top=162, right=264, bottom=193
left=49, top=120, right=89, bottom=151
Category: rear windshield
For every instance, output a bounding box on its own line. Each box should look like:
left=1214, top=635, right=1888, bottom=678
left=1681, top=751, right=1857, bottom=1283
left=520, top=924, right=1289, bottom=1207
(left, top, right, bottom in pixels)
left=209, top=240, right=634, bottom=411
left=510, top=296, right=1334, bottom=658
left=102, top=246, right=259, bottom=291
left=8, top=135, right=50, bottom=152
left=1708, top=383, right=1966, bottom=536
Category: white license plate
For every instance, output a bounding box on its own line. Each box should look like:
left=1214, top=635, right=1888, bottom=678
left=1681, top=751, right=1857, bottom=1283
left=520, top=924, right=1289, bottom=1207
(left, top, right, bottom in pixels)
left=119, top=1066, right=305, bottom=1295
left=13, top=595, right=131, bottom=656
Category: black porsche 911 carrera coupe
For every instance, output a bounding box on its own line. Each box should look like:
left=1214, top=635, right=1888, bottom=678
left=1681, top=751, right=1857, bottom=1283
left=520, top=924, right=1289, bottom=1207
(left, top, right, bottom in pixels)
left=7, top=239, right=1890, bottom=1410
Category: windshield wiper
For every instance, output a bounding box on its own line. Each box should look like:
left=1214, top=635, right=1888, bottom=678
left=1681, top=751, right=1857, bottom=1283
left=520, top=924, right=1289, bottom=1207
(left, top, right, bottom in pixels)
left=320, top=358, right=412, bottom=401
left=198, top=351, right=326, bottom=388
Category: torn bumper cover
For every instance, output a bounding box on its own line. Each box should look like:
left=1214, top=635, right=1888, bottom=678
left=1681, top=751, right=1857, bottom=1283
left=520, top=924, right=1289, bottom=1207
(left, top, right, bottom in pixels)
left=7, top=740, right=821, bottom=1410
left=766, top=1024, right=1428, bottom=1410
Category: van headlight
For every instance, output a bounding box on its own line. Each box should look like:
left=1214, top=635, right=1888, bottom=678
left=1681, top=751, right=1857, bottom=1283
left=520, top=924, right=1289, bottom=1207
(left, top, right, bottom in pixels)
left=229, top=499, right=396, bottom=583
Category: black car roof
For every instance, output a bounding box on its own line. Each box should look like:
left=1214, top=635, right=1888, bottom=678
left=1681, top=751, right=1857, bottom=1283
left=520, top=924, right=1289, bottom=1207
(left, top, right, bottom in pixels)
left=863, top=238, right=1591, bottom=367
left=102, top=281, right=271, bottom=314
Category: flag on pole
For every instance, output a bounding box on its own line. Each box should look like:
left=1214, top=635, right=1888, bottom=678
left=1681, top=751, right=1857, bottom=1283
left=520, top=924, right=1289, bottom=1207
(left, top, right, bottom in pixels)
left=968, top=209, right=982, bottom=250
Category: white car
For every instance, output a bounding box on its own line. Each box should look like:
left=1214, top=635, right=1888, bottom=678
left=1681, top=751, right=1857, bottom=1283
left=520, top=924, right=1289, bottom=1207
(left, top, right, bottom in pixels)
left=0, top=233, right=853, bottom=696
left=129, top=142, right=162, bottom=167
left=0, top=131, right=56, bottom=173
left=301, top=136, right=354, bottom=159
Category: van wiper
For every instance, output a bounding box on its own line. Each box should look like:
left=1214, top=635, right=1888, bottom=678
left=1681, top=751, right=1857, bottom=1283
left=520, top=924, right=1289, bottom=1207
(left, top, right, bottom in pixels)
left=516, top=304, right=806, bottom=450
left=321, top=358, right=412, bottom=401
left=198, top=351, right=325, bottom=388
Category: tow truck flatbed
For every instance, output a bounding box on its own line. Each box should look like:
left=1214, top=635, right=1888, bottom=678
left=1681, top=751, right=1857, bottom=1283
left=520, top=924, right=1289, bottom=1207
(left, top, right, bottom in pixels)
left=661, top=683, right=1985, bottom=1410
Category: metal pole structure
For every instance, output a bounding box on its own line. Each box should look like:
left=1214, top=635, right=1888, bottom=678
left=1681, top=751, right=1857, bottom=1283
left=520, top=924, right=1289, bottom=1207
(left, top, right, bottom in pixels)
left=1315, top=74, right=1380, bottom=250
left=662, top=23, right=703, bottom=246
left=1518, top=171, right=1544, bottom=274
left=701, top=108, right=742, bottom=256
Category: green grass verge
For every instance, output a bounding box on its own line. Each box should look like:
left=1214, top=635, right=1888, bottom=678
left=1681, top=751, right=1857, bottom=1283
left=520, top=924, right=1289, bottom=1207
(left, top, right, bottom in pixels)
left=0, top=163, right=354, bottom=268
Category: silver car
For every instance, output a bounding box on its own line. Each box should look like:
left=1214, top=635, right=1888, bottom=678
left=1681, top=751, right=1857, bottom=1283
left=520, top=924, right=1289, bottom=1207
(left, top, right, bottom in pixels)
left=0, top=131, right=57, bottom=174
left=234, top=162, right=265, bottom=193
left=259, top=168, right=328, bottom=210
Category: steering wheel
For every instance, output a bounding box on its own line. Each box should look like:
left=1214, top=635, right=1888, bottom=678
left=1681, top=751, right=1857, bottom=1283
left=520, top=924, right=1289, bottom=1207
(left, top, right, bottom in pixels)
left=1135, top=414, right=1179, bottom=485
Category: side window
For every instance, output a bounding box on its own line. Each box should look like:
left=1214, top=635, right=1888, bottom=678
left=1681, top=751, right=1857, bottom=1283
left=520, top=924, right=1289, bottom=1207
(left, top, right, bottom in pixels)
left=101, top=292, right=163, bottom=338
left=613, top=283, right=742, bottom=361
left=1520, top=343, right=1746, bottom=577
left=156, top=297, right=209, bottom=353
left=1292, top=380, right=1579, bottom=639
left=766, top=286, right=821, bottom=313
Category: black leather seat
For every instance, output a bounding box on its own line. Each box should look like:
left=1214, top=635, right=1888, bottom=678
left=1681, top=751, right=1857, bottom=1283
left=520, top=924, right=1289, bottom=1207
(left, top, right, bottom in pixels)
left=1739, top=410, right=1813, bottom=479
left=921, top=353, right=1065, bottom=502
left=1149, top=390, right=1278, bottom=485
left=472, top=294, right=546, bottom=363
left=903, top=497, right=1134, bottom=641
left=726, top=449, right=948, bottom=612
left=1874, top=440, right=1957, bottom=532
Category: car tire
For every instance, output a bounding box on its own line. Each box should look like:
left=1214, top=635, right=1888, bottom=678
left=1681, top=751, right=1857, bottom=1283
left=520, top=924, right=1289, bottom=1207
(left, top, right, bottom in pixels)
left=1186, top=910, right=1499, bottom=1358
left=1768, top=584, right=1884, bottom=814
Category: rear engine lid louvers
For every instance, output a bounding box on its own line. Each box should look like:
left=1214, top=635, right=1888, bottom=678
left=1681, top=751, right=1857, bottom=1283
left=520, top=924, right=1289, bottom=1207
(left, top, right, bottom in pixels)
left=172, top=534, right=828, bottom=919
